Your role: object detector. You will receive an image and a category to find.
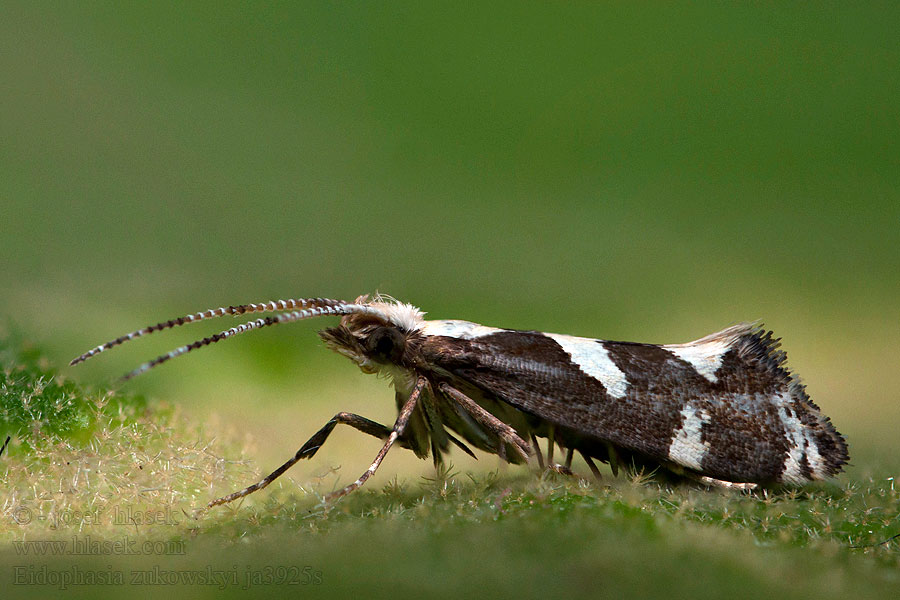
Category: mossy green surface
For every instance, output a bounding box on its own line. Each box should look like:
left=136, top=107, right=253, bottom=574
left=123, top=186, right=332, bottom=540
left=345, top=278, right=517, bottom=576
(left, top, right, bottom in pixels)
left=0, top=329, right=146, bottom=448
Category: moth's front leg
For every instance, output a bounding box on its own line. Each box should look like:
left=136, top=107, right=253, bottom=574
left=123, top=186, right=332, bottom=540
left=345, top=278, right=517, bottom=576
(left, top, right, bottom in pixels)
left=207, top=411, right=406, bottom=509
left=295, top=412, right=394, bottom=460
left=324, top=375, right=427, bottom=501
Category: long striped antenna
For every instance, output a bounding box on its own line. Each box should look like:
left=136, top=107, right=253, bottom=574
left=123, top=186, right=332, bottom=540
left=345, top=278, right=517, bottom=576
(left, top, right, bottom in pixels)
left=69, top=297, right=347, bottom=366
left=119, top=303, right=387, bottom=381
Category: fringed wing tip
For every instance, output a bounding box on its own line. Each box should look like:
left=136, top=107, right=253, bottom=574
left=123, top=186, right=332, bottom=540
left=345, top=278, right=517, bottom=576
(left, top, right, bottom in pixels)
left=727, top=323, right=850, bottom=480
left=679, top=322, right=849, bottom=481
left=679, top=321, right=763, bottom=348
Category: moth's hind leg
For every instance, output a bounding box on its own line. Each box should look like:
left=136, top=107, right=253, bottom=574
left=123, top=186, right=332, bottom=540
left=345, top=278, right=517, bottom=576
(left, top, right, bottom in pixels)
left=675, top=468, right=758, bottom=491
left=531, top=427, right=576, bottom=477
left=207, top=412, right=403, bottom=509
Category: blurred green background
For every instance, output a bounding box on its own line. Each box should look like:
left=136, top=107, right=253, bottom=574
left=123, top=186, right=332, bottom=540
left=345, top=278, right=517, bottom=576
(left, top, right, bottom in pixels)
left=3, top=3, right=900, bottom=598
left=2, top=2, right=898, bottom=480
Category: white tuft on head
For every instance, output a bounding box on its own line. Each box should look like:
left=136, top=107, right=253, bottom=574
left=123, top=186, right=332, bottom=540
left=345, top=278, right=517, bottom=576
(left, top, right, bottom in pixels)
left=366, top=294, right=426, bottom=332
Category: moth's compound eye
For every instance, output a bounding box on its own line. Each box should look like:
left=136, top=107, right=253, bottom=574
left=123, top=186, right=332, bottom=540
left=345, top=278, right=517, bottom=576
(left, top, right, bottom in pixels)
left=365, top=327, right=405, bottom=363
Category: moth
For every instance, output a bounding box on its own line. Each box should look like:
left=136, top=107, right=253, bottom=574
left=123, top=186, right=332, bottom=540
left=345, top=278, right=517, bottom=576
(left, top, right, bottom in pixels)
left=71, top=295, right=848, bottom=506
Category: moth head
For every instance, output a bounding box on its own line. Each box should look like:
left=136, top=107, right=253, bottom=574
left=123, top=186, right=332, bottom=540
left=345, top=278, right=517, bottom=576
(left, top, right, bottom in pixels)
left=318, top=295, right=424, bottom=375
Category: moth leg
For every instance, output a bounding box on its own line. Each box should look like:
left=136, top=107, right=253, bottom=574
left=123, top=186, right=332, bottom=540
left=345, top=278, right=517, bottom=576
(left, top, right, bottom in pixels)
left=325, top=375, right=427, bottom=501
left=418, top=385, right=450, bottom=469
left=695, top=475, right=757, bottom=491
left=207, top=412, right=396, bottom=508
left=604, top=441, right=620, bottom=477
left=446, top=431, right=477, bottom=460
left=531, top=434, right=545, bottom=470
left=530, top=430, right=574, bottom=475
left=497, top=439, right=507, bottom=462
left=543, top=426, right=574, bottom=474
left=296, top=413, right=395, bottom=460
left=546, top=443, right=575, bottom=476
left=438, top=383, right=530, bottom=461
left=546, top=426, right=556, bottom=465
left=580, top=451, right=603, bottom=482
left=407, top=382, right=477, bottom=462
